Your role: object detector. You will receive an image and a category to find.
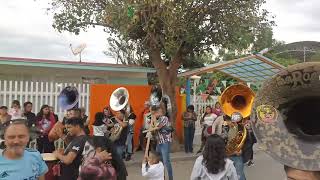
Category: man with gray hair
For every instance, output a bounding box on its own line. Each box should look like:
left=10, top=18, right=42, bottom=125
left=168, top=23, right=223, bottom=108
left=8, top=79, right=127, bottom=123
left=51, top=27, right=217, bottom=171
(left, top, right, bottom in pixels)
left=0, top=119, right=48, bottom=179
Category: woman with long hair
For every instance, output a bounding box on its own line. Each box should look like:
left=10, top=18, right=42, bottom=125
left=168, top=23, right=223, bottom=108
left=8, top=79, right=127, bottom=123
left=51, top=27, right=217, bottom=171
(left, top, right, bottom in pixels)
left=36, top=104, right=56, bottom=153
left=197, top=106, right=217, bottom=154
left=212, top=102, right=223, bottom=117
left=191, top=134, right=237, bottom=180
left=103, top=106, right=115, bottom=132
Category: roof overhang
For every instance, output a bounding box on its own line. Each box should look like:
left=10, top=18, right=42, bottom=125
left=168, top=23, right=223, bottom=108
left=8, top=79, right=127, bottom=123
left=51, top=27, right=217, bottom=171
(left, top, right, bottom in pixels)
left=178, top=54, right=285, bottom=83
left=0, top=57, right=156, bottom=73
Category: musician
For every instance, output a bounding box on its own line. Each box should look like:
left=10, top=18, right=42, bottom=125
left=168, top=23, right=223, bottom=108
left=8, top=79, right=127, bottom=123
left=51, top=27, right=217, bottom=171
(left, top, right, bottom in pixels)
left=48, top=108, right=80, bottom=144
left=23, top=102, right=36, bottom=127
left=53, top=117, right=88, bottom=180
left=0, top=119, right=48, bottom=180
left=197, top=106, right=218, bottom=154
left=80, top=107, right=89, bottom=135
left=284, top=165, right=320, bottom=180
left=224, top=112, right=247, bottom=180
left=137, top=101, right=151, bottom=152
left=242, top=119, right=256, bottom=167
left=103, top=106, right=115, bottom=132
left=125, top=109, right=136, bottom=161
left=150, top=105, right=173, bottom=180
left=113, top=110, right=128, bottom=158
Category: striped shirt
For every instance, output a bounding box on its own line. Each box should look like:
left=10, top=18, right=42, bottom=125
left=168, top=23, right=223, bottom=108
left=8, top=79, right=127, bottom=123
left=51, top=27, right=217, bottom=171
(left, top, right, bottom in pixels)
left=156, top=116, right=172, bottom=144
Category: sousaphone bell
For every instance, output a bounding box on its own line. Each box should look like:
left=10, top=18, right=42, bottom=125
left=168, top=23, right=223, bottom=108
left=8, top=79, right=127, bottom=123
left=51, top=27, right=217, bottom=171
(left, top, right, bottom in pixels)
left=220, top=84, right=255, bottom=156
left=58, top=86, right=79, bottom=110
left=109, top=87, right=130, bottom=141
left=251, top=62, right=320, bottom=171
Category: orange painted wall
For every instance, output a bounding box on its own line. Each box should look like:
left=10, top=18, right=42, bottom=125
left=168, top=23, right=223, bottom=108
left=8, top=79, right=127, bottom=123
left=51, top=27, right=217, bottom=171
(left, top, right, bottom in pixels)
left=89, top=84, right=183, bottom=147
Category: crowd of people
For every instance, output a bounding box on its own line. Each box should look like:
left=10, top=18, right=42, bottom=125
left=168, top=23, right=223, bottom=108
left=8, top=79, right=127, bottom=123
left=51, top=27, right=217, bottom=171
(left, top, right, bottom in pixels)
left=182, top=102, right=256, bottom=180
left=0, top=99, right=174, bottom=180
left=1, top=98, right=319, bottom=180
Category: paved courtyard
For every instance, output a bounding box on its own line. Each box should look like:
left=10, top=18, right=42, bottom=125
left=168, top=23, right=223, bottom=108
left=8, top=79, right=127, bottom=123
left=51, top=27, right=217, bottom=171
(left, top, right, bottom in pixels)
left=126, top=150, right=286, bottom=180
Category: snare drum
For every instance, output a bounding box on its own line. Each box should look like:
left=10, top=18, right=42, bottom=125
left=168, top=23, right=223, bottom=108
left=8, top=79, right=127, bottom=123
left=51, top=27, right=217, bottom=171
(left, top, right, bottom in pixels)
left=41, top=153, right=58, bottom=180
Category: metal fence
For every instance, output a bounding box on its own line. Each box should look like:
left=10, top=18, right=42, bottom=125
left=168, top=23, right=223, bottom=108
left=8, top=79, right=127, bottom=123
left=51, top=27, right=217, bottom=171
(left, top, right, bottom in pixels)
left=0, top=80, right=90, bottom=120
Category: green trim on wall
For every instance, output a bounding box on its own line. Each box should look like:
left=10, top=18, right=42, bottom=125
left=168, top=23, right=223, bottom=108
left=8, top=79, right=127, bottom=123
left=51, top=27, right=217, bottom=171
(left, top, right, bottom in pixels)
left=0, top=60, right=155, bottom=73
left=108, top=77, right=148, bottom=85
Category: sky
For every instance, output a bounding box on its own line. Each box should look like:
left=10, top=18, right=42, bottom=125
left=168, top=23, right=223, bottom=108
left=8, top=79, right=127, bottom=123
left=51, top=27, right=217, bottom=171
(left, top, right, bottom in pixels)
left=0, top=0, right=319, bottom=64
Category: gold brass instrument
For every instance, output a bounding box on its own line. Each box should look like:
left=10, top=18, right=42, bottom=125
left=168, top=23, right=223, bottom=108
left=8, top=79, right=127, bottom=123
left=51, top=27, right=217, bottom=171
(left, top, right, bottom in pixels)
left=220, top=84, right=255, bottom=156
left=109, top=87, right=130, bottom=142
left=251, top=62, right=320, bottom=171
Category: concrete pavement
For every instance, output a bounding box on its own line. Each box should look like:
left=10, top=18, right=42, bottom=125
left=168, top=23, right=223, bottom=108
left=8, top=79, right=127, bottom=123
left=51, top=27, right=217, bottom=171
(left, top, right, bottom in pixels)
left=125, top=145, right=286, bottom=180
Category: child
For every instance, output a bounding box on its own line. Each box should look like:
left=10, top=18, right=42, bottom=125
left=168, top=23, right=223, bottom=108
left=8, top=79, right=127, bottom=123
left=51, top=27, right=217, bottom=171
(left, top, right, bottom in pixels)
left=8, top=100, right=23, bottom=120
left=142, top=151, right=165, bottom=180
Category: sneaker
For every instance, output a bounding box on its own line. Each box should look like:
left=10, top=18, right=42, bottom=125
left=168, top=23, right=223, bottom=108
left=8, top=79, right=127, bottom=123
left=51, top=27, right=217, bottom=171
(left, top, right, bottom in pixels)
left=247, top=161, right=254, bottom=167
left=125, top=154, right=131, bottom=161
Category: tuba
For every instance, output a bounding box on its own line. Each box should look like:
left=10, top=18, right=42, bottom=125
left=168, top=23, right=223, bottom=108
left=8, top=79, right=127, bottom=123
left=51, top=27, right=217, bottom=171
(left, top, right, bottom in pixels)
left=48, top=86, right=79, bottom=144
left=109, top=87, right=130, bottom=142
left=58, top=86, right=79, bottom=110
left=220, top=84, right=255, bottom=156
left=251, top=62, right=320, bottom=171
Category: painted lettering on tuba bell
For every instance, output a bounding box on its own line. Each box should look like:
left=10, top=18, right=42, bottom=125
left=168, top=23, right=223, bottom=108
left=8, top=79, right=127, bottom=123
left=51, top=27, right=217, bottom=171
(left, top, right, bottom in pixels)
left=276, top=70, right=318, bottom=88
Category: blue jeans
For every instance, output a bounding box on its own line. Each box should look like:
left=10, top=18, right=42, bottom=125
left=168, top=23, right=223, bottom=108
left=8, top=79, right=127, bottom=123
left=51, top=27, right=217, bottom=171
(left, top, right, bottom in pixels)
left=184, top=126, right=195, bottom=153
left=230, top=155, right=246, bottom=180
left=116, top=145, right=125, bottom=158
left=126, top=132, right=134, bottom=154
left=156, top=142, right=173, bottom=180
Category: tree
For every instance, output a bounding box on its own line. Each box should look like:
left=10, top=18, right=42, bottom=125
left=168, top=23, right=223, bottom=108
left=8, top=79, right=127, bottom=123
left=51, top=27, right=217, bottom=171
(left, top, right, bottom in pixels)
left=50, top=0, right=273, bottom=140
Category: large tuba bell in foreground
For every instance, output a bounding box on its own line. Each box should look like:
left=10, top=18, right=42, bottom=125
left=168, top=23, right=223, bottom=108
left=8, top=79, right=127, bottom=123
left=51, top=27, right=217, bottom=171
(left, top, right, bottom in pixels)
left=220, top=84, right=255, bottom=156
left=251, top=62, right=320, bottom=171
left=109, top=87, right=130, bottom=142
left=58, top=86, right=79, bottom=110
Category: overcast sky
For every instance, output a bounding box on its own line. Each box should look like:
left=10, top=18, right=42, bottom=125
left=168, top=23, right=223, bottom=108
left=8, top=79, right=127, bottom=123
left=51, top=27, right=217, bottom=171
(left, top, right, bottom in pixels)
left=0, top=0, right=319, bottom=64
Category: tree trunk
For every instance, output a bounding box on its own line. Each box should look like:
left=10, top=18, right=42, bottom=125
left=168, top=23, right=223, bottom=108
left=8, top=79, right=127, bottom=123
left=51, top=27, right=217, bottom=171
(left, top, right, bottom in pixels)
left=149, top=48, right=183, bottom=151
left=158, top=68, right=182, bottom=152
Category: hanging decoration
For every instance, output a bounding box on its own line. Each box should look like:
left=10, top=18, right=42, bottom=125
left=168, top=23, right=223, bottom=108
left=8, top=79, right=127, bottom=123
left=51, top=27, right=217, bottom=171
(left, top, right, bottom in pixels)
left=222, top=80, right=227, bottom=88
left=200, top=94, right=209, bottom=101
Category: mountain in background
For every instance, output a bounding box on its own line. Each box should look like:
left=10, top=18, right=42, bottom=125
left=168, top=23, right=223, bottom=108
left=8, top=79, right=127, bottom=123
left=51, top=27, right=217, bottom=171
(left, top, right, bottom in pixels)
left=270, top=41, right=320, bottom=63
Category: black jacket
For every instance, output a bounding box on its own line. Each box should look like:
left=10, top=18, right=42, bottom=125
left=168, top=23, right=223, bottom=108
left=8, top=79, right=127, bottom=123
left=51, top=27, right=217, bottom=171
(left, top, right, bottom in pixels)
left=24, top=112, right=36, bottom=127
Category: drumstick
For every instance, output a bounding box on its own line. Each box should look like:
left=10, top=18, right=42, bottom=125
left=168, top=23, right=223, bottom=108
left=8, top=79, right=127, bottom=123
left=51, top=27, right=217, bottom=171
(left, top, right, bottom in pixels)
left=144, top=132, right=152, bottom=158
left=144, top=113, right=157, bottom=157
left=142, top=127, right=158, bottom=133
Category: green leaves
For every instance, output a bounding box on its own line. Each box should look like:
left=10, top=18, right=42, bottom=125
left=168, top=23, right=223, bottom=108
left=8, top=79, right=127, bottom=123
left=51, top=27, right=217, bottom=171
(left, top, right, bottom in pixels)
left=127, top=6, right=135, bottom=18
left=49, top=0, right=273, bottom=69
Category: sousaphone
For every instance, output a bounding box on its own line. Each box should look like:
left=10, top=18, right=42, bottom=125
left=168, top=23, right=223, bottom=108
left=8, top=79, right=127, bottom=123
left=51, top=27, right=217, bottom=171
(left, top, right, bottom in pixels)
left=58, top=86, right=79, bottom=110
left=251, top=62, right=320, bottom=171
left=220, top=84, right=255, bottom=156
left=109, top=87, right=130, bottom=142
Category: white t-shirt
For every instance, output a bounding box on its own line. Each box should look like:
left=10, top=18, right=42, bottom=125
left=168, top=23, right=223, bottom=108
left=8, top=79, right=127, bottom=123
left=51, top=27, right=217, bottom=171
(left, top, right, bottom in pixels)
left=203, top=113, right=217, bottom=126
left=142, top=162, right=164, bottom=180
